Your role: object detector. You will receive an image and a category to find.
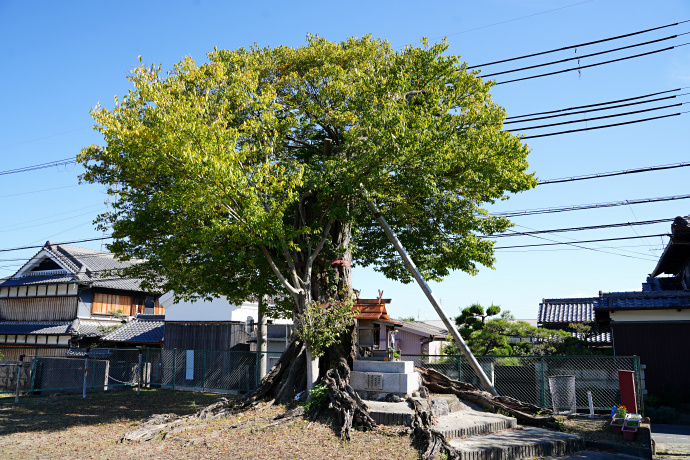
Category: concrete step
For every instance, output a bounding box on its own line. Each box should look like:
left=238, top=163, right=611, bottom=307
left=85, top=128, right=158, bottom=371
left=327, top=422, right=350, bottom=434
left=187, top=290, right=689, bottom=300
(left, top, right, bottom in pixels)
left=366, top=400, right=414, bottom=426
left=435, top=411, right=517, bottom=438
left=447, top=426, right=585, bottom=460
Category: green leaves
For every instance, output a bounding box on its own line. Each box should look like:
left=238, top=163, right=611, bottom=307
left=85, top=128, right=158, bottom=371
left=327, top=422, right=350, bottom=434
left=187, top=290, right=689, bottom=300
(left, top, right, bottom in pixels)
left=296, top=300, right=356, bottom=358
left=79, top=35, right=535, bottom=317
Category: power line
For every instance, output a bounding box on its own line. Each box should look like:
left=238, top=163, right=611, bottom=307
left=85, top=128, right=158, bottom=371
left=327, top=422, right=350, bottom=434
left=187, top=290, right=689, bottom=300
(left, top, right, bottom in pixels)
left=538, top=161, right=690, bottom=185
left=504, top=93, right=687, bottom=125
left=0, top=236, right=112, bottom=254
left=485, top=218, right=670, bottom=238
left=0, top=157, right=76, bottom=176
left=469, top=20, right=688, bottom=68
left=506, top=88, right=685, bottom=120
left=493, top=193, right=690, bottom=217
left=511, top=102, right=683, bottom=132
left=0, top=184, right=82, bottom=199
left=496, top=226, right=660, bottom=261
left=521, top=111, right=683, bottom=139
left=494, top=45, right=681, bottom=85
left=481, top=34, right=680, bottom=78
left=495, top=233, right=668, bottom=249
left=439, top=0, right=594, bottom=38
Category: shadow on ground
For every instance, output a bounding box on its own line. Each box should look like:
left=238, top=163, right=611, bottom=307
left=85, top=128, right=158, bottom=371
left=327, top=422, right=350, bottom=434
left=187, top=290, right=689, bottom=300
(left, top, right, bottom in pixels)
left=0, top=389, right=223, bottom=436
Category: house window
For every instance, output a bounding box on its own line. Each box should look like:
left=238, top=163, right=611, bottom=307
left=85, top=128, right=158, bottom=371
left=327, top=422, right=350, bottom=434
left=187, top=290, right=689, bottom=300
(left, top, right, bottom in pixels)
left=92, top=293, right=134, bottom=316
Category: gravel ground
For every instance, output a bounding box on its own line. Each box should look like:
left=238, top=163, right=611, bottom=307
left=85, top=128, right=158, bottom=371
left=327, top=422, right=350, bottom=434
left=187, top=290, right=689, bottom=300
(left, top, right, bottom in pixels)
left=0, top=390, right=418, bottom=460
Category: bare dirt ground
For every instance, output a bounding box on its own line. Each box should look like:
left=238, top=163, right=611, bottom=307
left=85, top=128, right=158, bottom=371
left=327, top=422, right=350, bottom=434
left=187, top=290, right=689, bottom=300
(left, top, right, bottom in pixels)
left=559, top=416, right=646, bottom=448
left=0, top=390, right=417, bottom=460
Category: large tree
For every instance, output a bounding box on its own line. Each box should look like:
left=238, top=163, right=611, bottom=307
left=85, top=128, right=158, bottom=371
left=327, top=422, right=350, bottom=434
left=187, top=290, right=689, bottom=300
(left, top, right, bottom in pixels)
left=79, top=35, right=535, bottom=398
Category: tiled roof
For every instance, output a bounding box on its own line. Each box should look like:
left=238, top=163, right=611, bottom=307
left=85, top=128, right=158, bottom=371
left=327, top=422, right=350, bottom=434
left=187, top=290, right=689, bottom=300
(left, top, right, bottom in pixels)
left=572, top=331, right=612, bottom=344
left=72, top=320, right=116, bottom=337
left=596, top=291, right=690, bottom=310
left=0, top=322, right=72, bottom=335
left=538, top=298, right=597, bottom=324
left=397, top=320, right=447, bottom=338
left=1, top=242, right=150, bottom=293
left=642, top=276, right=684, bottom=292
left=0, top=275, right=75, bottom=286
left=100, top=315, right=164, bottom=344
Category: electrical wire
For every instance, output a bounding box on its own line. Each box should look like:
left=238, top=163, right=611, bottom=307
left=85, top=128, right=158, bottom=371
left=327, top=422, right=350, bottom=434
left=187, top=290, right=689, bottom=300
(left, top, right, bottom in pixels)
left=481, top=34, right=681, bottom=78
left=468, top=20, right=688, bottom=68
left=492, top=193, right=690, bottom=217
left=0, top=237, right=112, bottom=254
left=494, top=45, right=679, bottom=85
left=484, top=218, right=670, bottom=238
left=538, top=161, right=690, bottom=185
left=0, top=157, right=76, bottom=176
left=494, top=233, right=668, bottom=250
left=504, top=93, right=687, bottom=125
left=438, top=0, right=594, bottom=38
left=511, top=102, right=683, bottom=131
left=506, top=88, right=685, bottom=120
left=521, top=112, right=683, bottom=139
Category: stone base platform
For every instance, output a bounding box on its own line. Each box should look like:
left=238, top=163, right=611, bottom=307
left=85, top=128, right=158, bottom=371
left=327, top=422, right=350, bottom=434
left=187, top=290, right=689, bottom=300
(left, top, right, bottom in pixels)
left=350, top=359, right=420, bottom=396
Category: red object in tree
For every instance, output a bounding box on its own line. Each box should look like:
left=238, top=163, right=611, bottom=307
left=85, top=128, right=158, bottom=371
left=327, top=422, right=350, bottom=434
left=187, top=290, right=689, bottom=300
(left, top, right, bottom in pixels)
left=618, top=370, right=638, bottom=415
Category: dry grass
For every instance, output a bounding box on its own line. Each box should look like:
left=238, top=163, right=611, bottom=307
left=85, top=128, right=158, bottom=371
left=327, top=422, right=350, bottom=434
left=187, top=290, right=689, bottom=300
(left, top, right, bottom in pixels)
left=0, top=390, right=418, bottom=460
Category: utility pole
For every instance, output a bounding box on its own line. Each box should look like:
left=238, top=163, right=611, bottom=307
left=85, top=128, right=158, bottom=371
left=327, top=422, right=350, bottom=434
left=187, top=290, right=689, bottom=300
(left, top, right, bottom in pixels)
left=364, top=195, right=499, bottom=396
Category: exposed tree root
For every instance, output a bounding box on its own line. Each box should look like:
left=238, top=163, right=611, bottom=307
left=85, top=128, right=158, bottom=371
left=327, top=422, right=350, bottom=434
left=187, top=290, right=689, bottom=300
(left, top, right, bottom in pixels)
left=408, top=394, right=455, bottom=460
left=322, top=358, right=377, bottom=440
left=417, top=367, right=555, bottom=427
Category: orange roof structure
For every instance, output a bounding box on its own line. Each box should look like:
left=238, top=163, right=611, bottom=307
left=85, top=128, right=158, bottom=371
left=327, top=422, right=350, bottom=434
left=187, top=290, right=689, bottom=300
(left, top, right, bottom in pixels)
left=352, top=291, right=402, bottom=326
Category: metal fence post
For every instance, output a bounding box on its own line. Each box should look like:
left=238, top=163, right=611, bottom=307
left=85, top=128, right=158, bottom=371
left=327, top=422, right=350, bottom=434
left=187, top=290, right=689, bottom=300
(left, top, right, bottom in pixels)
left=540, top=358, right=546, bottom=407
left=82, top=348, right=90, bottom=399
left=14, top=355, right=24, bottom=403
left=633, top=356, right=644, bottom=415
left=173, top=350, right=176, bottom=389
left=30, top=348, right=38, bottom=394
left=137, top=349, right=142, bottom=396
left=202, top=350, right=206, bottom=391
left=143, top=348, right=149, bottom=388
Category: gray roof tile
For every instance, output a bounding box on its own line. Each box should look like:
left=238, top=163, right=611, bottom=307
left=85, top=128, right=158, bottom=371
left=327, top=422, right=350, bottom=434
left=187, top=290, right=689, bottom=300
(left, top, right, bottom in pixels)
left=538, top=298, right=597, bottom=324
left=397, top=320, right=448, bottom=337
left=0, top=322, right=72, bottom=335
left=100, top=315, right=164, bottom=344
left=1, top=242, right=150, bottom=293
left=596, top=291, right=690, bottom=310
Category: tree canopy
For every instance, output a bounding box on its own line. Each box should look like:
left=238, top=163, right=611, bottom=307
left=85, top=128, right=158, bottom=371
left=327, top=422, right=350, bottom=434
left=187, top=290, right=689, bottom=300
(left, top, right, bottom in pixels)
left=79, top=35, right=535, bottom=317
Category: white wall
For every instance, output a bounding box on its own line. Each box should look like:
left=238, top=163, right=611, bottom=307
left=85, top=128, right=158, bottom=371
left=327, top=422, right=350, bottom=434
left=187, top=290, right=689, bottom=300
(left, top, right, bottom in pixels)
left=610, top=309, right=690, bottom=323
left=161, top=292, right=293, bottom=324
left=162, top=293, right=258, bottom=322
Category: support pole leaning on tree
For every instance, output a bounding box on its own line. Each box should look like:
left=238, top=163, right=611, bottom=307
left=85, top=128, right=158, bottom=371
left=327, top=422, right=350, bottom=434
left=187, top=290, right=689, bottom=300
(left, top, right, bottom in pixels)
left=363, top=194, right=499, bottom=396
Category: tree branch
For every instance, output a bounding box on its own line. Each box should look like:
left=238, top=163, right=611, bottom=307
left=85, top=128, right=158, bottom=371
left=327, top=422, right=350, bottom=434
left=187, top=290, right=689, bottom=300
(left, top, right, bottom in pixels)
left=261, top=246, right=302, bottom=300
left=307, top=219, right=334, bottom=268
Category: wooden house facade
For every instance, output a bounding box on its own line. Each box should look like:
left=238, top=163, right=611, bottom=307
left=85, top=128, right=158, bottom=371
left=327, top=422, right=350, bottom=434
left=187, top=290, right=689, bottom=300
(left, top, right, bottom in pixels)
left=0, top=241, right=162, bottom=359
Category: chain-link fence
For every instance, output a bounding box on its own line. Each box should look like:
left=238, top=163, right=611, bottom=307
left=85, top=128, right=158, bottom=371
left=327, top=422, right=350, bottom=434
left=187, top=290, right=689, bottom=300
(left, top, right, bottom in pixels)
left=146, top=349, right=283, bottom=392
left=1, top=346, right=643, bottom=413
left=403, top=354, right=643, bottom=412
left=0, top=348, right=145, bottom=398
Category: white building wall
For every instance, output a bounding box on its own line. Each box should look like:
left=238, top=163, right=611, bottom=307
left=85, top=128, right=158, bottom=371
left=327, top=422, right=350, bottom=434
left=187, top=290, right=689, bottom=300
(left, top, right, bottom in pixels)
left=610, top=309, right=690, bottom=322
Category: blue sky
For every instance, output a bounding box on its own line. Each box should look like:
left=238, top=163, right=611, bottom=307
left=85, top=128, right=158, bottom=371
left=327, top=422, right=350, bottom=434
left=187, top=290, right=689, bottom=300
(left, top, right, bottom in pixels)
left=1, top=0, right=689, bottom=320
